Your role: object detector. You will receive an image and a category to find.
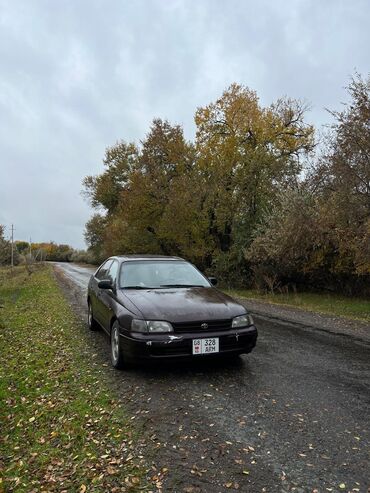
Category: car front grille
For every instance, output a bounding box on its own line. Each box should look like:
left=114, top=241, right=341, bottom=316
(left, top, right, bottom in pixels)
left=172, top=319, right=232, bottom=333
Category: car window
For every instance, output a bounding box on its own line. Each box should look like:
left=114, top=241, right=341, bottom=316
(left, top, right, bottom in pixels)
left=95, top=259, right=113, bottom=280
left=107, top=260, right=119, bottom=285
left=119, top=260, right=210, bottom=288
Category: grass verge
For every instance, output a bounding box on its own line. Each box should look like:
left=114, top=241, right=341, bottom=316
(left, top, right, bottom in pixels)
left=0, top=265, right=148, bottom=493
left=224, top=288, right=370, bottom=323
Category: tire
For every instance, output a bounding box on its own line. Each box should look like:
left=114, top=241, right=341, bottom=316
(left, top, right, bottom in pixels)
left=110, top=321, right=125, bottom=369
left=87, top=301, right=99, bottom=331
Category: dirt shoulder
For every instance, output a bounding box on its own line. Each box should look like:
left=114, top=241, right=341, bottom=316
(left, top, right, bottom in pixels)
left=237, top=296, right=370, bottom=344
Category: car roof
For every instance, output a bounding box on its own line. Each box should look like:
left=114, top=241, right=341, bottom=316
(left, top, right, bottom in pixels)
left=111, top=254, right=185, bottom=262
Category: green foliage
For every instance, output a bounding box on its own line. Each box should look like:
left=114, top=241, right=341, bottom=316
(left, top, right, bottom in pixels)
left=15, top=241, right=30, bottom=254
left=84, top=213, right=107, bottom=262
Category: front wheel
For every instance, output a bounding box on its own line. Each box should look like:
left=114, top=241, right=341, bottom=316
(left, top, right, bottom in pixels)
left=87, top=302, right=99, bottom=331
left=111, top=321, right=125, bottom=369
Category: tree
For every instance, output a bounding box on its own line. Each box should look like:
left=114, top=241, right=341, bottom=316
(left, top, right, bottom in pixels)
left=83, top=86, right=315, bottom=281
left=0, top=225, right=11, bottom=265
left=83, top=119, right=201, bottom=260
left=247, top=74, right=370, bottom=294
left=246, top=187, right=321, bottom=290
left=83, top=141, right=139, bottom=214
left=194, top=83, right=314, bottom=281
left=15, top=241, right=29, bottom=254
left=84, top=214, right=108, bottom=262
left=0, top=225, right=20, bottom=266
left=311, top=74, right=370, bottom=282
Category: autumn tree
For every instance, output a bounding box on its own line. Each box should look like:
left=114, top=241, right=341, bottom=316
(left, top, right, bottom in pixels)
left=83, top=86, right=315, bottom=281
left=84, top=213, right=108, bottom=262
left=83, top=119, right=205, bottom=262
left=247, top=75, right=370, bottom=294
left=116, top=119, right=195, bottom=255
left=29, top=242, right=74, bottom=262
left=83, top=141, right=139, bottom=260
left=194, top=84, right=314, bottom=281
left=311, top=74, right=370, bottom=290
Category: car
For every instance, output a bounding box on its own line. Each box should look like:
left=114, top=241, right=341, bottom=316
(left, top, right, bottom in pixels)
left=87, top=255, right=258, bottom=368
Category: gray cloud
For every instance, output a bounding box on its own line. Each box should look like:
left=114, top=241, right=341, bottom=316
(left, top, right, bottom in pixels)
left=0, top=0, right=369, bottom=248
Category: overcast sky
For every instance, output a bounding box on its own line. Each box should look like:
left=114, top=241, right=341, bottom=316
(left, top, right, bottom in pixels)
left=0, top=0, right=369, bottom=249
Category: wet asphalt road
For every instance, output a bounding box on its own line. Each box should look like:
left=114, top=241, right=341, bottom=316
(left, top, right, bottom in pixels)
left=54, top=262, right=370, bottom=493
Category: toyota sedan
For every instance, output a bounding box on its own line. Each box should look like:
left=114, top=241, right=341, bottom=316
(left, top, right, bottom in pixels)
left=87, top=255, right=258, bottom=368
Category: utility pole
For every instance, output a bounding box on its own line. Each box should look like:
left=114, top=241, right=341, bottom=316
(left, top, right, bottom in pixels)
left=10, top=224, right=14, bottom=269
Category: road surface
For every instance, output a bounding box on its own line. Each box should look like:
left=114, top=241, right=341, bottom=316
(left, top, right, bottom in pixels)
left=54, top=262, right=370, bottom=493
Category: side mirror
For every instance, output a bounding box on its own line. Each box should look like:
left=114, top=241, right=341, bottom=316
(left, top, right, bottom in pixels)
left=98, top=279, right=113, bottom=290
left=208, top=277, right=218, bottom=286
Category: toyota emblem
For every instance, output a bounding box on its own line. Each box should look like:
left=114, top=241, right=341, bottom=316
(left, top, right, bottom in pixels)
left=201, top=323, right=208, bottom=329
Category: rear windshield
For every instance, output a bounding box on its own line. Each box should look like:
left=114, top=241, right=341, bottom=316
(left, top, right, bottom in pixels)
left=119, top=260, right=210, bottom=289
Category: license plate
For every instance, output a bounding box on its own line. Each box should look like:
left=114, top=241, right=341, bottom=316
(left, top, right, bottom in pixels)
left=192, top=338, right=219, bottom=355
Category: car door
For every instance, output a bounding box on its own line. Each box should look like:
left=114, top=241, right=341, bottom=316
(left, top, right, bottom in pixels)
left=98, top=259, right=119, bottom=332
left=90, top=259, right=113, bottom=326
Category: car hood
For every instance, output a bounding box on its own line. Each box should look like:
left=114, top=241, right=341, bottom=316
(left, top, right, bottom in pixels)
left=118, top=287, right=246, bottom=322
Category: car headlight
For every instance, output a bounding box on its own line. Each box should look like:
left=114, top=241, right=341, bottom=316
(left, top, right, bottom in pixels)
left=147, top=321, right=173, bottom=333
left=131, top=319, right=147, bottom=332
left=232, top=314, right=253, bottom=328
left=131, top=319, right=173, bottom=333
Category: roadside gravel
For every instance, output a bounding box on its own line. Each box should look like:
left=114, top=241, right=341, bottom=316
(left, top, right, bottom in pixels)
left=238, top=298, right=370, bottom=344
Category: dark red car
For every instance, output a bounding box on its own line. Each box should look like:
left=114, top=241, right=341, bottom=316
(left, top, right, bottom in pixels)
left=87, top=255, right=257, bottom=368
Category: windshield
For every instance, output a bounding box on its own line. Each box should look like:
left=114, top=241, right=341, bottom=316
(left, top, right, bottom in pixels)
left=119, top=260, right=211, bottom=289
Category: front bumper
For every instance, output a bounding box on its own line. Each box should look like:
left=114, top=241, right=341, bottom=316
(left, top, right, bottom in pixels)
left=120, top=326, right=258, bottom=360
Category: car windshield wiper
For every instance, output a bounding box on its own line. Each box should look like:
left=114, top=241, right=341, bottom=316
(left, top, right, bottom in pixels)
left=159, top=284, right=205, bottom=288
left=121, top=285, right=151, bottom=289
